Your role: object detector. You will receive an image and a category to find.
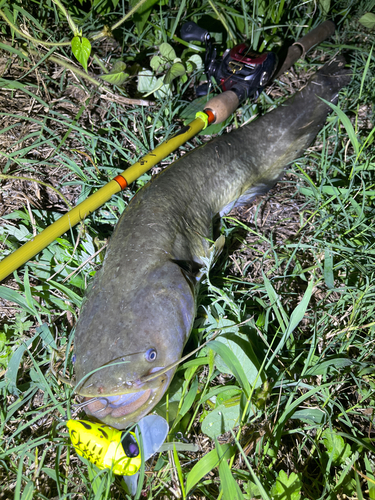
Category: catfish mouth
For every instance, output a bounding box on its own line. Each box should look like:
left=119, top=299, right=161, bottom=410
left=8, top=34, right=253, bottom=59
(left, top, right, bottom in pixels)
left=77, top=366, right=174, bottom=428
left=82, top=388, right=153, bottom=419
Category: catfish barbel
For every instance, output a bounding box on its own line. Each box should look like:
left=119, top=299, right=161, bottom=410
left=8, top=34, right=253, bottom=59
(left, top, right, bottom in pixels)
left=74, top=57, right=350, bottom=429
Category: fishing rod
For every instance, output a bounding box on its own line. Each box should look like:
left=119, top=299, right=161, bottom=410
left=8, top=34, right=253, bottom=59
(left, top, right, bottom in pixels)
left=0, top=20, right=335, bottom=282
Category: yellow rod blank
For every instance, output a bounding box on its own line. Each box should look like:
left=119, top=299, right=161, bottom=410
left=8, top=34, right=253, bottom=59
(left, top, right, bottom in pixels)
left=120, top=116, right=206, bottom=186
left=0, top=116, right=206, bottom=282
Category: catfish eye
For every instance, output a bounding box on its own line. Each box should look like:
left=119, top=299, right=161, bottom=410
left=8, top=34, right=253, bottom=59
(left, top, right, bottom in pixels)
left=145, top=348, right=157, bottom=362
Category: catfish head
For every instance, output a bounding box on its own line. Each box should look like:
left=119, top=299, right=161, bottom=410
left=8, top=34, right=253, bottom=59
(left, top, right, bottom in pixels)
left=74, top=259, right=196, bottom=430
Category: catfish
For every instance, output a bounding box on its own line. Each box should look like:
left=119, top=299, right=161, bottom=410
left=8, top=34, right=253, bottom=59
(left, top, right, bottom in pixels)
left=74, top=57, right=350, bottom=429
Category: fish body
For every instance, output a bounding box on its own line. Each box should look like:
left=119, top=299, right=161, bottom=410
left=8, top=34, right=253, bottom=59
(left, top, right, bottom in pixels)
left=74, top=58, right=350, bottom=429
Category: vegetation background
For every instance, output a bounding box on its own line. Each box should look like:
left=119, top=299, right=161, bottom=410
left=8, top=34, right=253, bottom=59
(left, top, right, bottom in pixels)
left=0, top=0, right=375, bottom=498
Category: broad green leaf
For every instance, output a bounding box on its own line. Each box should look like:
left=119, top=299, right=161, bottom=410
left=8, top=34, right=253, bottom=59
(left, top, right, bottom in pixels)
left=244, top=481, right=261, bottom=499
left=164, top=62, right=186, bottom=84
left=0, top=332, right=6, bottom=351
left=270, top=470, right=302, bottom=500
left=322, top=429, right=352, bottom=465
left=99, top=61, right=129, bottom=86
left=149, top=77, right=168, bottom=96
left=208, top=339, right=250, bottom=397
left=0, top=346, right=14, bottom=369
left=201, top=118, right=231, bottom=135
left=215, top=332, right=263, bottom=388
left=173, top=444, right=186, bottom=498
left=0, top=286, right=36, bottom=316
left=201, top=402, right=241, bottom=439
left=159, top=42, right=176, bottom=61
left=364, top=454, right=375, bottom=499
left=324, top=248, right=334, bottom=289
left=71, top=36, right=91, bottom=72
left=21, top=481, right=34, bottom=500
left=5, top=332, right=39, bottom=395
left=185, top=444, right=235, bottom=494
left=130, top=0, right=159, bottom=33
left=304, top=357, right=352, bottom=376
left=186, top=54, right=203, bottom=73
left=150, top=55, right=167, bottom=73
left=216, top=440, right=244, bottom=500
left=319, top=0, right=330, bottom=15
left=216, top=388, right=241, bottom=406
left=359, top=13, right=375, bottom=30
left=154, top=79, right=172, bottom=99
left=290, top=408, right=326, bottom=424
left=36, top=323, right=57, bottom=350
left=14, top=311, right=34, bottom=334
left=320, top=98, right=360, bottom=157
left=154, top=375, right=184, bottom=421
left=137, top=69, right=158, bottom=93
left=137, top=70, right=171, bottom=98
left=179, top=376, right=198, bottom=417
left=201, top=385, right=242, bottom=405
left=3, top=224, right=31, bottom=242
left=266, top=280, right=314, bottom=369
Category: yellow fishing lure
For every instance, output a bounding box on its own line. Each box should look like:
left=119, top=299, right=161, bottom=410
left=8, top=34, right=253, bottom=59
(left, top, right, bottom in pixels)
left=67, top=419, right=141, bottom=476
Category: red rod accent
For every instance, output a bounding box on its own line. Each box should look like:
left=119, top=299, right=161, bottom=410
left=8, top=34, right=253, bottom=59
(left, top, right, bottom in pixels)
left=205, top=109, right=215, bottom=125
left=113, top=175, right=128, bottom=190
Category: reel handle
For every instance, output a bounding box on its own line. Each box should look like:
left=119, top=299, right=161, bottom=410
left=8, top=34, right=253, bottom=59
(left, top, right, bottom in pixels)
left=180, top=21, right=210, bottom=43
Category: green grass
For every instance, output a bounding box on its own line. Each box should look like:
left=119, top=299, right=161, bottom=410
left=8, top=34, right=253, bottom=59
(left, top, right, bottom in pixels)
left=1, top=0, right=375, bottom=498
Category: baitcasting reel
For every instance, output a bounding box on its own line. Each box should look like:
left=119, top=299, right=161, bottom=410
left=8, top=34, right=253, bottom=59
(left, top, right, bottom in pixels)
left=180, top=21, right=278, bottom=103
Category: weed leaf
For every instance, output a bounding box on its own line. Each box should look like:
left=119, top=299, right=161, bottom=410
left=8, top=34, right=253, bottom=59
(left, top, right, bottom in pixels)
left=71, top=36, right=91, bottom=72
left=202, top=402, right=241, bottom=439
left=20, top=481, right=34, bottom=500
left=358, top=13, right=375, bottom=29
left=179, top=375, right=198, bottom=417
left=270, top=470, right=302, bottom=500
left=324, top=248, right=334, bottom=288
left=185, top=444, right=235, bottom=494
left=99, top=61, right=129, bottom=85
left=216, top=439, right=244, bottom=499
left=208, top=339, right=251, bottom=397
left=322, top=429, right=352, bottom=465
left=159, top=42, right=176, bottom=61
left=320, top=98, right=360, bottom=157
left=0, top=286, right=36, bottom=316
left=130, top=0, right=159, bottom=33
left=164, top=62, right=186, bottom=84
left=5, top=332, right=39, bottom=395
left=215, top=332, right=263, bottom=387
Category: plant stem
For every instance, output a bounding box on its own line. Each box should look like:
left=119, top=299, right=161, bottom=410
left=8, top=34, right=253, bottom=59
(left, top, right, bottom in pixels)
left=7, top=40, right=153, bottom=106
left=207, top=0, right=236, bottom=43
left=51, top=0, right=79, bottom=36
left=0, top=9, right=71, bottom=47
left=91, top=0, right=151, bottom=40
